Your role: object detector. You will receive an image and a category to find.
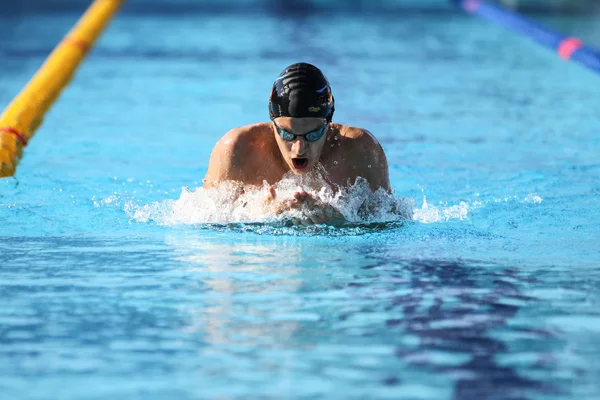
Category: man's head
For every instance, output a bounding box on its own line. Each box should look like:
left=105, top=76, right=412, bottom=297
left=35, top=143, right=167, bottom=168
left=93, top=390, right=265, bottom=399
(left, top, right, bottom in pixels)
left=268, top=62, right=335, bottom=174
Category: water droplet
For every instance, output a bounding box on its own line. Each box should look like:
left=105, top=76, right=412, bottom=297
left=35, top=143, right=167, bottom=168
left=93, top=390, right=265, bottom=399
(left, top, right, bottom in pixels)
left=334, top=136, right=339, bottom=140
left=333, top=161, right=338, bottom=165
left=368, top=164, right=372, bottom=168
left=330, top=144, right=335, bottom=148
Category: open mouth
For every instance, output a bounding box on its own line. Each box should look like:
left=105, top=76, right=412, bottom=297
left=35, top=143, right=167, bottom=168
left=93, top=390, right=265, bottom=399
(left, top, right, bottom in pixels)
left=292, top=158, right=309, bottom=170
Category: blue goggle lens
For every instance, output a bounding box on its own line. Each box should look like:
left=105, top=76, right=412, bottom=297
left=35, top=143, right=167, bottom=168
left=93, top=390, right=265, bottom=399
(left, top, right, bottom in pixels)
left=275, top=124, right=327, bottom=142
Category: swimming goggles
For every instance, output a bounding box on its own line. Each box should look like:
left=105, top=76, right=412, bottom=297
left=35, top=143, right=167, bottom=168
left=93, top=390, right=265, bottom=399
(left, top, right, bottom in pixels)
left=273, top=121, right=328, bottom=142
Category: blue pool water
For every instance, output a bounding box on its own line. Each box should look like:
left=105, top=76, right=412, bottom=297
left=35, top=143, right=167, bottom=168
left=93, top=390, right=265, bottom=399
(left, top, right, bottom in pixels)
left=1, top=4, right=600, bottom=399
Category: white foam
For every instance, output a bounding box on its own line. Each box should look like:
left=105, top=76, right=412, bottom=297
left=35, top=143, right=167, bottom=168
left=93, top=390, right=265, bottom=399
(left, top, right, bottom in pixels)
left=123, top=174, right=413, bottom=227
left=412, top=194, right=479, bottom=224
left=524, top=193, right=543, bottom=204
left=411, top=192, right=544, bottom=224
left=98, top=174, right=544, bottom=229
left=93, top=195, right=119, bottom=207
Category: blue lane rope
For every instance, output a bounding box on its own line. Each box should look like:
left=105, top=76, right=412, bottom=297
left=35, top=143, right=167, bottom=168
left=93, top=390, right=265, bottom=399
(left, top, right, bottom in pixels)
left=450, top=0, right=600, bottom=75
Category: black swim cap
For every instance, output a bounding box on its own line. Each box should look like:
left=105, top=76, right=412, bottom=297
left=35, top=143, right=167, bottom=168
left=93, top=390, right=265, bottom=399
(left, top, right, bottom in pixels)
left=269, top=63, right=335, bottom=122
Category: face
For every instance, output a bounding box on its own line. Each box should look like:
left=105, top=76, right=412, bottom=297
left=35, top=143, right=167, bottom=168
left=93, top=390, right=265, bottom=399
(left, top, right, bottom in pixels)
left=272, top=117, right=329, bottom=174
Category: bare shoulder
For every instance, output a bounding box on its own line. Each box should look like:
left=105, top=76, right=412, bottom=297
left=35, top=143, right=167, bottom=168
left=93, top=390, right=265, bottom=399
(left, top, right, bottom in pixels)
left=337, top=124, right=391, bottom=192
left=204, top=122, right=272, bottom=188
left=214, top=122, right=271, bottom=151
left=338, top=124, right=384, bottom=152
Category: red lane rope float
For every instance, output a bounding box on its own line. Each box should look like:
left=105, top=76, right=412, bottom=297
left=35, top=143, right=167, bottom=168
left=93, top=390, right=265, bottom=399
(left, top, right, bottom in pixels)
left=0, top=127, right=28, bottom=147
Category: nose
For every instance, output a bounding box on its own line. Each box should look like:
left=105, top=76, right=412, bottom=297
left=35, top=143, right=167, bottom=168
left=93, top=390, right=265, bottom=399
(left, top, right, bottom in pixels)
left=291, top=137, right=307, bottom=156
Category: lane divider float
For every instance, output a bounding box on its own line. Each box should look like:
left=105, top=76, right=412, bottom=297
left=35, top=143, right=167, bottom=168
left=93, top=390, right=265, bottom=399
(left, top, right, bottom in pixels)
left=0, top=0, right=124, bottom=178
left=451, top=0, right=600, bottom=74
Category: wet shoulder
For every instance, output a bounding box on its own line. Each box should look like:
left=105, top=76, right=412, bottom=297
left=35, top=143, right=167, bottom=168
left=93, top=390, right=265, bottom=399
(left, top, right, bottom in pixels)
left=216, top=122, right=273, bottom=153
left=338, top=124, right=382, bottom=150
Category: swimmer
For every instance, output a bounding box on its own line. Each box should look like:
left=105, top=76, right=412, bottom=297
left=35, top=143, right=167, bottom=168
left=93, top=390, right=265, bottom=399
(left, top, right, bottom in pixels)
left=203, top=62, right=392, bottom=225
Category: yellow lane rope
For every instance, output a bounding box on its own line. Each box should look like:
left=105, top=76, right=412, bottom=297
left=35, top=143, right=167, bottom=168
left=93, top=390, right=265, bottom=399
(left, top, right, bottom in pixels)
left=0, top=0, right=124, bottom=178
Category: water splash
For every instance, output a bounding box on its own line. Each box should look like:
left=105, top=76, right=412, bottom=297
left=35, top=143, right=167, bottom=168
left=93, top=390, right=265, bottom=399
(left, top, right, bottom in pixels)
left=524, top=194, right=543, bottom=204
left=413, top=194, right=476, bottom=224
left=96, top=174, right=544, bottom=233
left=412, top=190, right=544, bottom=224
left=121, top=175, right=413, bottom=230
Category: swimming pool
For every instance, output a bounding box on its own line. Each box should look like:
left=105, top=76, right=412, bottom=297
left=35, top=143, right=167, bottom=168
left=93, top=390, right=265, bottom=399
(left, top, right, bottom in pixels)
left=1, top=2, right=599, bottom=399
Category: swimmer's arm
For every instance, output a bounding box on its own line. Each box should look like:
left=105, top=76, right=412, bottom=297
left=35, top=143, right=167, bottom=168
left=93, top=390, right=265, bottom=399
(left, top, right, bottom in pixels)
left=203, top=128, right=247, bottom=189
left=366, top=156, right=392, bottom=193
left=360, top=130, right=392, bottom=193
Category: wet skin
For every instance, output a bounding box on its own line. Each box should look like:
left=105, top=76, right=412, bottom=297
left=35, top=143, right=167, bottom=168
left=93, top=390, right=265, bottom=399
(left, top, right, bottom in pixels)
left=203, top=117, right=392, bottom=224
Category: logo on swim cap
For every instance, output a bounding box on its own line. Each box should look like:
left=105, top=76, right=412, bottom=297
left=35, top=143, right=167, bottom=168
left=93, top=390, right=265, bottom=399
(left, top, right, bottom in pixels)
left=308, top=106, right=321, bottom=112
